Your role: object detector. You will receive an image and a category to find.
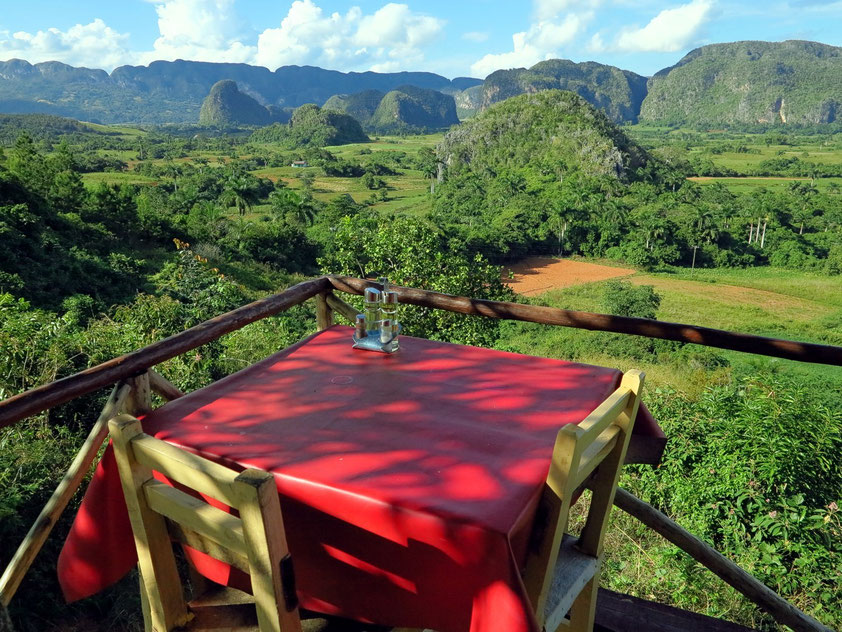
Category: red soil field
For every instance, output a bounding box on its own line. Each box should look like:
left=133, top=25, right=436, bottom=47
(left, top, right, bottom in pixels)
left=505, top=258, right=635, bottom=295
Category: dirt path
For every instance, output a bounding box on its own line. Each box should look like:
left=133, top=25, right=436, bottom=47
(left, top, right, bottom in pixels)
left=630, top=275, right=829, bottom=321
left=505, top=258, right=635, bottom=295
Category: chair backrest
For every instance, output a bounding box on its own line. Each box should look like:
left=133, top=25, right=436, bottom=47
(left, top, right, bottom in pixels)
left=522, top=370, right=645, bottom=626
left=108, top=414, right=302, bottom=632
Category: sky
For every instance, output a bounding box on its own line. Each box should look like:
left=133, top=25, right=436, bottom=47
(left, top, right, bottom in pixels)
left=1, top=0, right=841, bottom=79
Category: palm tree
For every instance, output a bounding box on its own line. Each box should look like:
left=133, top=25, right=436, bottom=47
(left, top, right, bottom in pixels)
left=600, top=200, right=628, bottom=228
left=268, top=188, right=300, bottom=219
left=694, top=208, right=718, bottom=244
left=417, top=147, right=438, bottom=194
left=223, top=175, right=260, bottom=217
left=643, top=215, right=669, bottom=250
left=268, top=188, right=317, bottom=226
left=163, top=161, right=182, bottom=193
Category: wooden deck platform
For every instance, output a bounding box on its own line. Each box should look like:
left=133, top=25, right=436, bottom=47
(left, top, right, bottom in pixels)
left=297, top=588, right=756, bottom=632
left=594, top=589, right=755, bottom=632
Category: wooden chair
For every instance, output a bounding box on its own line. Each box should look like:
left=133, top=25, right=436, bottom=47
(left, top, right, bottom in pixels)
left=521, top=370, right=645, bottom=632
left=108, top=413, right=303, bottom=632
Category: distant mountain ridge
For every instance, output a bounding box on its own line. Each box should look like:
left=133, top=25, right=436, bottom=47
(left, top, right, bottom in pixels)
left=5, top=40, right=842, bottom=127
left=0, top=58, right=480, bottom=125
left=640, top=40, right=842, bottom=126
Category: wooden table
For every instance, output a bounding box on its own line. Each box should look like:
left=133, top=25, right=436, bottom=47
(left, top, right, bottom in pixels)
left=59, top=326, right=665, bottom=632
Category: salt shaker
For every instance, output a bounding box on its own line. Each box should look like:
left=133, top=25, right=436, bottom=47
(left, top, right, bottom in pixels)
left=363, top=287, right=381, bottom=335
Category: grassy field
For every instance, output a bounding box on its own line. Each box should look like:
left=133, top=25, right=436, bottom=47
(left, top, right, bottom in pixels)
left=77, top=129, right=441, bottom=213
left=498, top=260, right=842, bottom=396
left=81, top=171, right=158, bottom=186
left=627, top=125, right=842, bottom=192
left=686, top=176, right=842, bottom=194
left=251, top=134, right=440, bottom=214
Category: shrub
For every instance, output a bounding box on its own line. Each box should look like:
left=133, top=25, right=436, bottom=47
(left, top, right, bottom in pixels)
left=628, top=375, right=842, bottom=626
left=602, top=280, right=660, bottom=319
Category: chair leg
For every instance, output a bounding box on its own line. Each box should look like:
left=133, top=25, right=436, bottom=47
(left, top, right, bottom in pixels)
left=567, top=569, right=600, bottom=632
left=138, top=567, right=153, bottom=632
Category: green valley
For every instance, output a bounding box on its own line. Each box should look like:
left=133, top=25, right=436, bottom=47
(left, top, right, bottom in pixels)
left=1, top=67, right=842, bottom=632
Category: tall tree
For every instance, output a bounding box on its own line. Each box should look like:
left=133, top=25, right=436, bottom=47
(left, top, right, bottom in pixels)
left=223, top=174, right=260, bottom=217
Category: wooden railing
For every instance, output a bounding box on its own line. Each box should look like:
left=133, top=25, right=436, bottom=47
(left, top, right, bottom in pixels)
left=0, top=275, right=839, bottom=632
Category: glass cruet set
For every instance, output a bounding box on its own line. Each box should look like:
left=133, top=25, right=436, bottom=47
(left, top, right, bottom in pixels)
left=353, top=278, right=401, bottom=353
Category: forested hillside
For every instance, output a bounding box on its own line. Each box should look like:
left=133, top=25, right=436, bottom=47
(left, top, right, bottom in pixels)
left=323, top=90, right=384, bottom=127
left=641, top=40, right=842, bottom=126
left=250, top=104, right=369, bottom=147
left=432, top=91, right=842, bottom=271
left=324, top=85, right=459, bottom=133
left=199, top=80, right=287, bottom=127
left=477, top=59, right=648, bottom=123
left=7, top=40, right=842, bottom=129
left=0, top=58, right=479, bottom=124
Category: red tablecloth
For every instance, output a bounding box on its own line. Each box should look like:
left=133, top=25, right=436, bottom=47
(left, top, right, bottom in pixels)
left=58, top=326, right=664, bottom=632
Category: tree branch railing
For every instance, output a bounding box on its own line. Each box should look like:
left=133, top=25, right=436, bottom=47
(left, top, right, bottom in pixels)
left=1, top=274, right=839, bottom=632
left=327, top=275, right=842, bottom=367
left=0, top=276, right=329, bottom=429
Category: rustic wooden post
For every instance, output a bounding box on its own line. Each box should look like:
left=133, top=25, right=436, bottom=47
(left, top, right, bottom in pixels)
left=0, top=383, right=132, bottom=606
left=148, top=369, right=185, bottom=402
left=125, top=372, right=152, bottom=416
left=324, top=292, right=360, bottom=324
left=234, top=470, right=303, bottom=632
left=315, top=292, right=334, bottom=331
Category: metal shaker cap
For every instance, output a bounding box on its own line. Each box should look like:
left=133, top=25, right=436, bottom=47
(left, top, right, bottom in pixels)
left=355, top=314, right=367, bottom=337
left=383, top=291, right=398, bottom=305
left=364, top=287, right=381, bottom=302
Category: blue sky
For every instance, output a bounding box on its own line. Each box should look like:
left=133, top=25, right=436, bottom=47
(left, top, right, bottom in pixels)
left=1, top=0, right=841, bottom=79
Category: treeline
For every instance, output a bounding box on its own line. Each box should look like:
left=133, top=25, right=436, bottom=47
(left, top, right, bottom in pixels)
left=428, top=92, right=842, bottom=273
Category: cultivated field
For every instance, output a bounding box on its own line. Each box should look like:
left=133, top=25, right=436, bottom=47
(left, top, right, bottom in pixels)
left=505, top=257, right=634, bottom=294
left=500, top=257, right=842, bottom=392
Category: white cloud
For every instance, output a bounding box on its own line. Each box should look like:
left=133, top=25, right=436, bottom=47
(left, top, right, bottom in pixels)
left=589, top=32, right=606, bottom=52
left=0, top=19, right=131, bottom=69
left=0, top=0, right=444, bottom=73
left=470, top=12, right=586, bottom=78
left=141, top=0, right=255, bottom=64
left=255, top=0, right=444, bottom=71
left=462, top=31, right=490, bottom=43
left=615, top=0, right=712, bottom=52
left=534, top=0, right=603, bottom=20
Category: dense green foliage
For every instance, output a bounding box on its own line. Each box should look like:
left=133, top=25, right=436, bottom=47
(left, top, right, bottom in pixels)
left=642, top=40, right=842, bottom=127
left=432, top=91, right=671, bottom=259
left=324, top=86, right=459, bottom=133
left=432, top=92, right=842, bottom=272
left=322, top=90, right=384, bottom=127
left=479, top=59, right=648, bottom=123
left=198, top=80, right=285, bottom=127
left=367, top=85, right=459, bottom=133
left=2, top=94, right=842, bottom=631
left=0, top=114, right=113, bottom=144
left=249, top=104, right=369, bottom=148
left=320, top=214, right=513, bottom=346
left=632, top=374, right=842, bottom=622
